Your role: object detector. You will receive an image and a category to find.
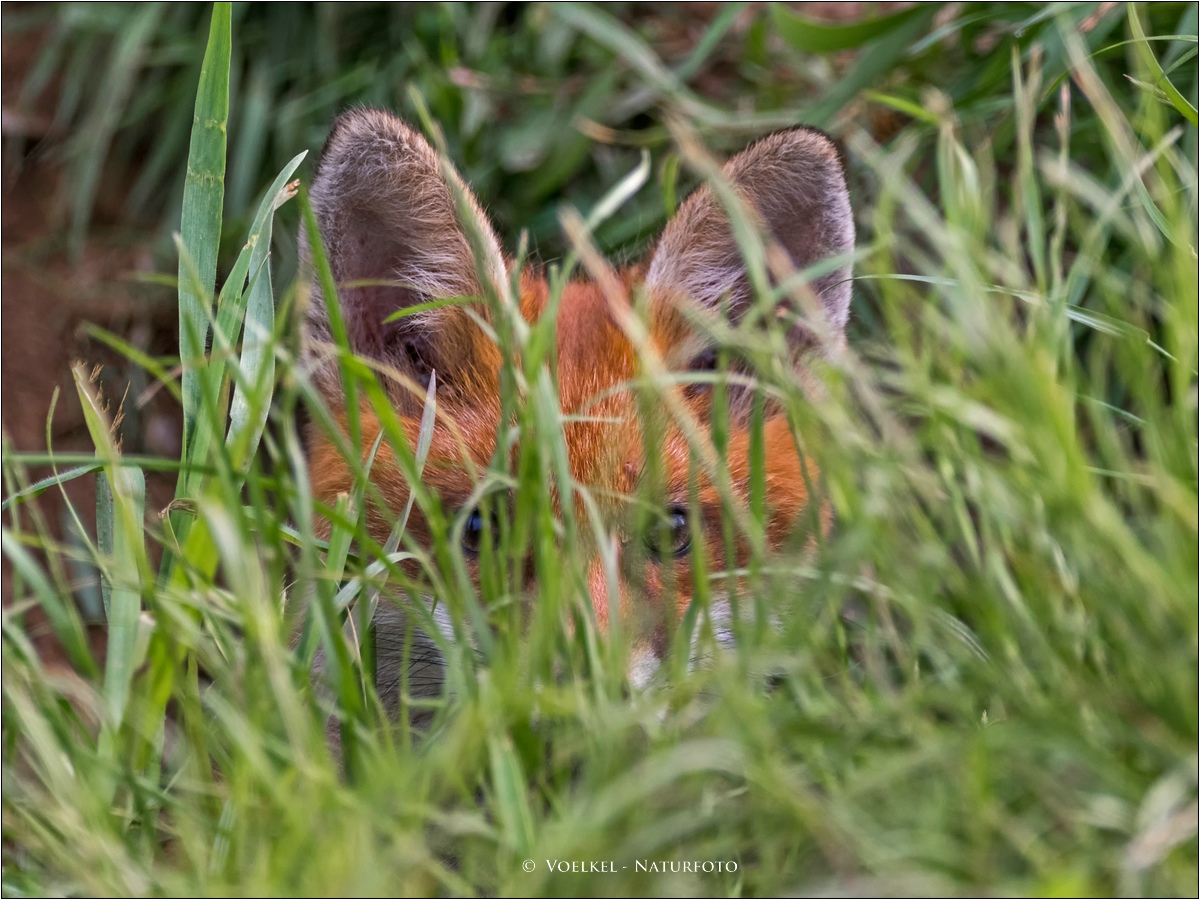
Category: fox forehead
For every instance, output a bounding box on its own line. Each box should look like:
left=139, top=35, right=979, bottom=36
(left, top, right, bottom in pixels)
left=440, top=266, right=812, bottom=513
left=546, top=274, right=645, bottom=496
left=429, top=265, right=661, bottom=498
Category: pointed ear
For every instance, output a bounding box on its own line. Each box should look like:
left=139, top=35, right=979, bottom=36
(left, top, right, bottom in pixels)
left=300, top=108, right=506, bottom=404
left=646, top=127, right=855, bottom=351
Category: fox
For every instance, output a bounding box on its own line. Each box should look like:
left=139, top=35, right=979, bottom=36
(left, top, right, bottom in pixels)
left=299, top=108, right=854, bottom=715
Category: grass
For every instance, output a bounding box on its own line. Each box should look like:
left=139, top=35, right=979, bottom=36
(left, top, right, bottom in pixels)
left=3, top=2, right=1198, bottom=896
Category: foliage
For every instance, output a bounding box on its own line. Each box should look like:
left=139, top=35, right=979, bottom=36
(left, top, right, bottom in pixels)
left=3, top=2, right=1197, bottom=896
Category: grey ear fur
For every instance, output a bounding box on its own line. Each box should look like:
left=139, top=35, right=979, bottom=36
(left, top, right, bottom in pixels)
left=299, top=108, right=506, bottom=398
left=646, top=127, right=855, bottom=351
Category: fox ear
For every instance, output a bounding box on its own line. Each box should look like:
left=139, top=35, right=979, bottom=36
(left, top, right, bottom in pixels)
left=646, top=127, right=854, bottom=351
left=300, top=108, right=506, bottom=403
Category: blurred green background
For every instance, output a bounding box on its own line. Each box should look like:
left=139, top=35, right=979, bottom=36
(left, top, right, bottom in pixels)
left=7, top=2, right=1190, bottom=261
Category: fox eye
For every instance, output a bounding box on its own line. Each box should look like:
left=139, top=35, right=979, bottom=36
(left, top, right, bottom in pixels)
left=461, top=507, right=495, bottom=556
left=645, top=506, right=692, bottom=559
left=683, top=348, right=719, bottom=398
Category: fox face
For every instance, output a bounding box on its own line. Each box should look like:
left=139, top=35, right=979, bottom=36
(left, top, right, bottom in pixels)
left=300, top=109, right=854, bottom=701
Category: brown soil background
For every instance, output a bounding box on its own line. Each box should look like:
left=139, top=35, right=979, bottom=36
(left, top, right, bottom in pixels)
left=2, top=23, right=180, bottom=653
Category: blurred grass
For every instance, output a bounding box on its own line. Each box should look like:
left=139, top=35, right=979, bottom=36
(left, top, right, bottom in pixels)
left=3, top=2, right=1198, bottom=896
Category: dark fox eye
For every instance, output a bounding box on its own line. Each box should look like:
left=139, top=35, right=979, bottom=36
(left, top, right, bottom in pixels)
left=461, top=507, right=494, bottom=556
left=645, top=506, right=692, bottom=559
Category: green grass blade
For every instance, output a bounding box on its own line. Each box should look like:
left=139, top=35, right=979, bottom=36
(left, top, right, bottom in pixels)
left=227, top=152, right=307, bottom=466
left=488, top=732, right=536, bottom=857
left=1128, top=4, right=1199, bottom=126
left=863, top=89, right=942, bottom=126
left=178, top=2, right=231, bottom=466
left=1, top=532, right=98, bottom=678
left=1, top=463, right=104, bottom=513
left=66, top=3, right=164, bottom=254
left=96, top=467, right=146, bottom=728
left=180, top=151, right=304, bottom=500
left=771, top=2, right=926, bottom=54
left=73, top=365, right=147, bottom=730
left=801, top=5, right=940, bottom=127
left=674, top=2, right=749, bottom=80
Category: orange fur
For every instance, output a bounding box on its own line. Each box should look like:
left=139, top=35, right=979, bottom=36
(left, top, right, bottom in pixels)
left=307, top=266, right=827, bottom=646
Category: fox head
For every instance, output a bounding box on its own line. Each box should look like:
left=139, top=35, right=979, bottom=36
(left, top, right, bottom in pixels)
left=300, top=108, right=854, bottom=691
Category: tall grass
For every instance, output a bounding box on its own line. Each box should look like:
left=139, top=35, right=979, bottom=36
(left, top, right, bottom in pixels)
left=3, top=3, right=1197, bottom=896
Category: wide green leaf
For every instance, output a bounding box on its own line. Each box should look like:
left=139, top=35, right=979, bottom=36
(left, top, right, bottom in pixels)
left=177, top=2, right=231, bottom=465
